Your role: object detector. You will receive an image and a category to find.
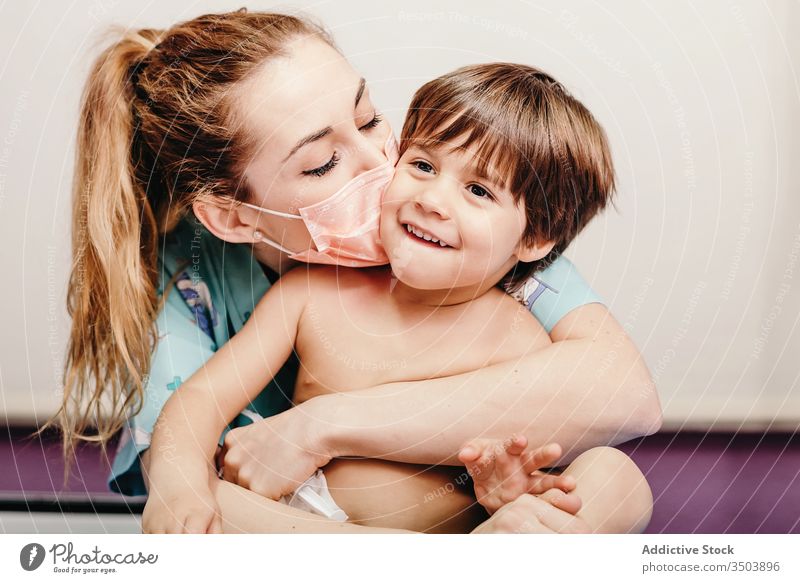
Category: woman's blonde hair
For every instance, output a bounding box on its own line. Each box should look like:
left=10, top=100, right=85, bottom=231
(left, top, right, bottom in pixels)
left=44, top=9, right=332, bottom=471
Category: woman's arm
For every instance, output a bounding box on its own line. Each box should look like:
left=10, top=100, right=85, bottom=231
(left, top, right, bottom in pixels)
left=222, top=303, right=661, bottom=490
left=321, top=303, right=661, bottom=464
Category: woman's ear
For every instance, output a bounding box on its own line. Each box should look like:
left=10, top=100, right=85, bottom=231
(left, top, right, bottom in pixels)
left=515, top=238, right=556, bottom=263
left=192, top=199, right=256, bottom=244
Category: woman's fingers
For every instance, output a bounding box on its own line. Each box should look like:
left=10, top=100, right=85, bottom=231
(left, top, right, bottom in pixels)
left=182, top=514, right=208, bottom=534
left=535, top=489, right=588, bottom=532
left=221, top=433, right=244, bottom=485
left=475, top=493, right=584, bottom=534
left=214, top=445, right=225, bottom=478
left=147, top=512, right=220, bottom=535
left=208, top=513, right=224, bottom=534
left=527, top=472, right=576, bottom=495
left=547, top=492, right=582, bottom=516
left=221, top=458, right=238, bottom=485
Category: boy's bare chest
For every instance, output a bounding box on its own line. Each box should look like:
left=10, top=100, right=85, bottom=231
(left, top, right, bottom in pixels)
left=292, top=289, right=540, bottom=403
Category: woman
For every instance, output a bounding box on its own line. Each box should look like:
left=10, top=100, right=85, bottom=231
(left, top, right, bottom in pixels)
left=53, top=9, right=660, bottom=533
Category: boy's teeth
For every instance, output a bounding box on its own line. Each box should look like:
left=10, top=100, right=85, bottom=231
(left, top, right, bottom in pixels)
left=405, top=223, right=449, bottom=247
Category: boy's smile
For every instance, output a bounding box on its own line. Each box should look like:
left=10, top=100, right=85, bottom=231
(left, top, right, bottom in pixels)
left=402, top=223, right=453, bottom=248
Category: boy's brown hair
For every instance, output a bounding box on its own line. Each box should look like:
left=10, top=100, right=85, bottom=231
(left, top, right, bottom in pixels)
left=400, top=63, right=615, bottom=292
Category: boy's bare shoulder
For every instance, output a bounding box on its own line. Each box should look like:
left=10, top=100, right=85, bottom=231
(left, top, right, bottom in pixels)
left=471, top=287, right=546, bottom=335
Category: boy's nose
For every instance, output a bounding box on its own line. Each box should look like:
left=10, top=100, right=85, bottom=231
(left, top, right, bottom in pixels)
left=414, top=188, right=450, bottom=220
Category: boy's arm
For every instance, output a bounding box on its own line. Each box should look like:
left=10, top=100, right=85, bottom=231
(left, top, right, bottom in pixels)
left=147, top=268, right=308, bottom=482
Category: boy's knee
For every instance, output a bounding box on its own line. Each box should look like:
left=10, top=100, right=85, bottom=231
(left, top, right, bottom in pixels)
left=595, top=447, right=652, bottom=530
left=572, top=447, right=651, bottom=500
left=570, top=447, right=653, bottom=533
left=584, top=447, right=648, bottom=487
left=591, top=445, right=632, bottom=462
left=572, top=446, right=634, bottom=471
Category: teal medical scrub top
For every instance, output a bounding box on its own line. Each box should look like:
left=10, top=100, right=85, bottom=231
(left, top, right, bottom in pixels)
left=108, top=216, right=602, bottom=496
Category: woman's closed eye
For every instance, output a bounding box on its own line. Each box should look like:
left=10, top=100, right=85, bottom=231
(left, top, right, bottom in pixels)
left=358, top=112, right=382, bottom=132
left=301, top=113, right=382, bottom=178
left=302, top=152, right=340, bottom=177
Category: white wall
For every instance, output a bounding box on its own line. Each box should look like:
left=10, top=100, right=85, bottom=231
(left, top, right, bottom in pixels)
left=0, top=0, right=797, bottom=429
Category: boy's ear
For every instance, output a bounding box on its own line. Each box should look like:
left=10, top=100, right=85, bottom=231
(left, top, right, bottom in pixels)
left=516, top=238, right=556, bottom=263
left=192, top=199, right=256, bottom=245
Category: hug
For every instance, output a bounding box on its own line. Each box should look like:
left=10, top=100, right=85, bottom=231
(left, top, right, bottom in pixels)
left=50, top=9, right=661, bottom=534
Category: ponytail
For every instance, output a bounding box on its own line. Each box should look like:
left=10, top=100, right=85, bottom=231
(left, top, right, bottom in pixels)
left=43, top=11, right=334, bottom=476
left=42, top=29, right=164, bottom=468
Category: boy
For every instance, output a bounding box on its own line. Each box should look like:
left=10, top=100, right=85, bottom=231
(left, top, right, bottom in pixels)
left=145, top=63, right=652, bottom=534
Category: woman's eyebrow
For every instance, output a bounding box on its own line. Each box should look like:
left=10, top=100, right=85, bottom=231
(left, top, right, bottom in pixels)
left=283, top=78, right=367, bottom=163
left=354, top=77, right=366, bottom=106
left=283, top=127, right=333, bottom=162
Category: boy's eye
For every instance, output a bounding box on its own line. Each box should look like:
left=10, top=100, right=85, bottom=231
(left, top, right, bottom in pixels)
left=412, top=160, right=435, bottom=174
left=468, top=184, right=493, bottom=200
left=358, top=112, right=383, bottom=131
left=302, top=152, right=340, bottom=177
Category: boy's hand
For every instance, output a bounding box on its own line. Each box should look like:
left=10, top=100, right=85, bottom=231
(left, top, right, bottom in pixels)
left=142, top=468, right=223, bottom=534
left=458, top=435, right=577, bottom=515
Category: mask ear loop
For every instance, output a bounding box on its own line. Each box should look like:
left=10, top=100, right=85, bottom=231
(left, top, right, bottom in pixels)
left=236, top=197, right=304, bottom=255
left=252, top=229, right=297, bottom=255
left=239, top=200, right=304, bottom=220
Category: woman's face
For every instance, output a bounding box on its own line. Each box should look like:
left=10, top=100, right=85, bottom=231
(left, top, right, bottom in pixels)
left=234, top=37, right=392, bottom=263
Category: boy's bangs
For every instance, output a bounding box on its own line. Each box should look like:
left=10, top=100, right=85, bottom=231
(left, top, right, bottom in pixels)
left=405, top=107, right=526, bottom=194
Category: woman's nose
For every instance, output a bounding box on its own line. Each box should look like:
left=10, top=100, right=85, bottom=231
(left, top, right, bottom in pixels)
left=354, top=132, right=390, bottom=173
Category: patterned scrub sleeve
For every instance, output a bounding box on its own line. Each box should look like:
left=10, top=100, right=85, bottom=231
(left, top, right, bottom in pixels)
left=108, top=270, right=218, bottom=496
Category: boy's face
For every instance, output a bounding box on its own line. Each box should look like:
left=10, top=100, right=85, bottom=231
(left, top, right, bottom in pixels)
left=380, top=140, right=544, bottom=291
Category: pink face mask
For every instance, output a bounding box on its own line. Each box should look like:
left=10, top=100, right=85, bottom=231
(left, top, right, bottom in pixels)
left=243, top=134, right=399, bottom=268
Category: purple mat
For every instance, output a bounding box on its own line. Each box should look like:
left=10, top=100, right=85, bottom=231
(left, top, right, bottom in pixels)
left=2, top=426, right=798, bottom=533
left=617, top=431, right=799, bottom=533
left=0, top=427, right=115, bottom=497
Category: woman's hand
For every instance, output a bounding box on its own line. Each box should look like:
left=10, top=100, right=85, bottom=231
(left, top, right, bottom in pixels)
left=220, top=403, right=333, bottom=500
left=142, top=463, right=223, bottom=534
left=471, top=491, right=589, bottom=534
